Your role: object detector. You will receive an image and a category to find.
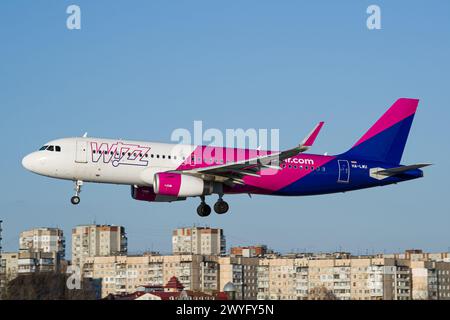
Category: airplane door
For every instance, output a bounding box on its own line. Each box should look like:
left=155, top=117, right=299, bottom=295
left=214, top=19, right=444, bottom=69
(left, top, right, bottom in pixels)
left=338, top=160, right=350, bottom=183
left=75, top=141, right=88, bottom=163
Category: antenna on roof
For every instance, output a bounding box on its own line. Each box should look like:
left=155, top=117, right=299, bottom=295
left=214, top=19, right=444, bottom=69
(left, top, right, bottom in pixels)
left=82, top=132, right=88, bottom=138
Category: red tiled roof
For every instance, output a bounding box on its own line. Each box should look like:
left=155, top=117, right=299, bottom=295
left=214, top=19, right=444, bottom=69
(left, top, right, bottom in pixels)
left=215, top=292, right=229, bottom=300
left=165, top=276, right=184, bottom=290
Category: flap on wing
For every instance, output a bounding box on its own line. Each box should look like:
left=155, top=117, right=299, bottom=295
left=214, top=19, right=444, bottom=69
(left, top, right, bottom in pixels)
left=169, top=122, right=325, bottom=185
left=376, top=163, right=432, bottom=176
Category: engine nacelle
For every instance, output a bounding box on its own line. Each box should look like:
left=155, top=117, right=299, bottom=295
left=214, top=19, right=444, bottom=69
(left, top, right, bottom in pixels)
left=131, top=185, right=186, bottom=202
left=153, top=172, right=213, bottom=197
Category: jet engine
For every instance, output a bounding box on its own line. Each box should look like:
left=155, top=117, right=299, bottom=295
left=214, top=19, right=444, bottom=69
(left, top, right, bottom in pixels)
left=153, top=172, right=213, bottom=197
left=131, top=185, right=185, bottom=202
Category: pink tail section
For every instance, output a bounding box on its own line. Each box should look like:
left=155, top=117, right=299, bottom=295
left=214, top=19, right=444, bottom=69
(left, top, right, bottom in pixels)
left=344, top=98, right=419, bottom=164
left=353, top=98, right=419, bottom=147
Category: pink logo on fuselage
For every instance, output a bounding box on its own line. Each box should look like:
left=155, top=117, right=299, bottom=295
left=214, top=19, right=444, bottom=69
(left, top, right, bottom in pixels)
left=90, top=142, right=151, bottom=167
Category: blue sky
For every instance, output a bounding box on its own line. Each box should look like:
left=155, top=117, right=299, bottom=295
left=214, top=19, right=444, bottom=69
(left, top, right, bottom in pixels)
left=1, top=1, right=449, bottom=256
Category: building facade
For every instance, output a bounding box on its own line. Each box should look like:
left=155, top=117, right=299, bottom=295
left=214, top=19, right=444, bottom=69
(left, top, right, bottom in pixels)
left=0, top=252, right=19, bottom=282
left=231, top=245, right=268, bottom=257
left=17, top=251, right=61, bottom=274
left=19, top=227, right=65, bottom=258
left=72, top=225, right=127, bottom=272
left=255, top=255, right=448, bottom=300
left=82, top=253, right=260, bottom=299
left=172, top=227, right=226, bottom=255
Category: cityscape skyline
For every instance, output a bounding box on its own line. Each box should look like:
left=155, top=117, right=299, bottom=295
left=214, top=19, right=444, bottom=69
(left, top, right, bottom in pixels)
left=3, top=224, right=450, bottom=300
left=1, top=1, right=449, bottom=257
left=1, top=219, right=449, bottom=259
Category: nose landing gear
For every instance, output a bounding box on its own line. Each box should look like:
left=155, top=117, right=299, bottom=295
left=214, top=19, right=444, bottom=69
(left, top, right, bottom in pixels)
left=71, top=180, right=83, bottom=205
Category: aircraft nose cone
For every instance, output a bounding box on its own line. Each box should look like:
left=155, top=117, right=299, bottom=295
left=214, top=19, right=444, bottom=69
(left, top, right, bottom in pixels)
left=22, top=154, right=34, bottom=171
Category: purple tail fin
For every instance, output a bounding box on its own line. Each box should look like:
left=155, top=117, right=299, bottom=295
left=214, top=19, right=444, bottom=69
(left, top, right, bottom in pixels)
left=343, top=98, right=419, bottom=164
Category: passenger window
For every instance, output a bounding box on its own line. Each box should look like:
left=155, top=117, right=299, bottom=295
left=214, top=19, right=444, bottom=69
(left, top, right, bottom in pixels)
left=311, top=166, right=314, bottom=170
left=162, top=155, right=165, bottom=159
left=300, top=166, right=303, bottom=170
left=47, top=146, right=54, bottom=151
left=55, top=146, right=61, bottom=152
left=157, top=155, right=160, bottom=158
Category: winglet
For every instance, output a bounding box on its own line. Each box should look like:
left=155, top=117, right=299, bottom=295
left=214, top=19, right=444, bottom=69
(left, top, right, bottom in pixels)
left=300, top=121, right=324, bottom=150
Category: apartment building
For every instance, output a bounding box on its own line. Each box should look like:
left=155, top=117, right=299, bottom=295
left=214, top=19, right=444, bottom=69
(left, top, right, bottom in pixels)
left=218, top=256, right=259, bottom=300
left=172, top=227, right=225, bottom=255
left=256, top=256, right=419, bottom=300
left=72, top=225, right=127, bottom=271
left=19, top=227, right=65, bottom=258
left=82, top=253, right=261, bottom=299
left=410, top=260, right=450, bottom=300
left=0, top=252, right=19, bottom=282
left=17, top=251, right=61, bottom=274
left=231, top=245, right=268, bottom=257
left=82, top=254, right=220, bottom=298
left=257, top=257, right=297, bottom=300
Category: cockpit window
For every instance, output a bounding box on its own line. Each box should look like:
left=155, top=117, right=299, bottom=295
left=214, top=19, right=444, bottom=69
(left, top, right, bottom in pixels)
left=47, top=146, right=54, bottom=151
left=39, top=145, right=48, bottom=151
left=55, top=146, right=61, bottom=152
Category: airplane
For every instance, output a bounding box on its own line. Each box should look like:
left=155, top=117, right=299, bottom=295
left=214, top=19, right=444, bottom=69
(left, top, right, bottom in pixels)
left=22, top=98, right=430, bottom=217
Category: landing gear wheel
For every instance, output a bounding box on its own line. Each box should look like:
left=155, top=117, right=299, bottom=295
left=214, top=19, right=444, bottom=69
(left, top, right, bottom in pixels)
left=214, top=200, right=229, bottom=214
left=197, top=203, right=211, bottom=217
left=71, top=180, right=83, bottom=205
left=71, top=196, right=80, bottom=205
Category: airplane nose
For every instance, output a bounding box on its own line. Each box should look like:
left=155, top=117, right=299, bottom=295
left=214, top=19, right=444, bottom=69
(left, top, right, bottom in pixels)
left=22, top=154, right=34, bottom=171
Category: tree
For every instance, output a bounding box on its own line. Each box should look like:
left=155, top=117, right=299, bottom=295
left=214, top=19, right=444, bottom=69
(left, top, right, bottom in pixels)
left=1, top=272, right=97, bottom=300
left=307, top=286, right=337, bottom=300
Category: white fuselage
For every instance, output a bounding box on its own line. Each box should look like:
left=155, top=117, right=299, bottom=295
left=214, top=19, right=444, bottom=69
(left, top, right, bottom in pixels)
left=22, top=137, right=195, bottom=187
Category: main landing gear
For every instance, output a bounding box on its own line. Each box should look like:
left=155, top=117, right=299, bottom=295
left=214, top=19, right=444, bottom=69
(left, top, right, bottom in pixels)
left=197, top=196, right=211, bottom=217
left=71, top=180, right=83, bottom=205
left=196, top=195, right=229, bottom=217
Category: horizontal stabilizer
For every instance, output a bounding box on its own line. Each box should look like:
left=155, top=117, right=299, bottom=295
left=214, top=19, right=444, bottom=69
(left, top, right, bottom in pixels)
left=376, top=163, right=432, bottom=176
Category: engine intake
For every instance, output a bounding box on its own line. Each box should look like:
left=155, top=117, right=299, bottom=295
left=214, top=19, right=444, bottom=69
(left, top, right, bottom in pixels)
left=153, top=172, right=213, bottom=197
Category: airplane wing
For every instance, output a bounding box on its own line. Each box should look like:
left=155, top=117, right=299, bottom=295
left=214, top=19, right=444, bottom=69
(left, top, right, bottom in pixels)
left=376, top=163, right=432, bottom=176
left=170, top=122, right=324, bottom=185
